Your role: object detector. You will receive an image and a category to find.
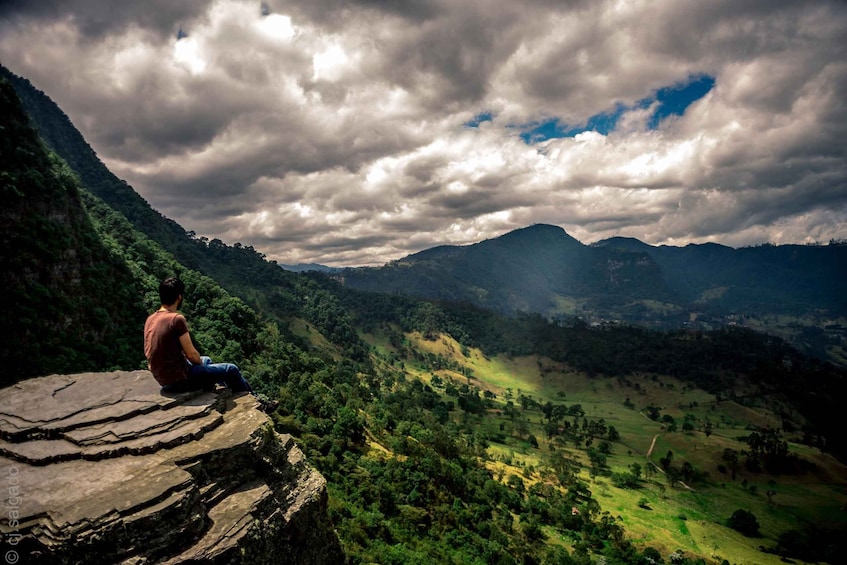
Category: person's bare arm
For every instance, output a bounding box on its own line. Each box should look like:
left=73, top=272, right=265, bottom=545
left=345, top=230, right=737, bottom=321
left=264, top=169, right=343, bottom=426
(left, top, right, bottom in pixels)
left=179, top=332, right=202, bottom=365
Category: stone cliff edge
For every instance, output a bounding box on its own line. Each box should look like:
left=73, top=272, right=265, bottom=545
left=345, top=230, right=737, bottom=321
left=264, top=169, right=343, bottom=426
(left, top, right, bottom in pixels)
left=0, top=370, right=345, bottom=564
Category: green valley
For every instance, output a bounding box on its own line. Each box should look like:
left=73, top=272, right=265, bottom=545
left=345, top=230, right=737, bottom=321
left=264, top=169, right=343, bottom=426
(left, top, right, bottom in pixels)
left=331, top=320, right=847, bottom=564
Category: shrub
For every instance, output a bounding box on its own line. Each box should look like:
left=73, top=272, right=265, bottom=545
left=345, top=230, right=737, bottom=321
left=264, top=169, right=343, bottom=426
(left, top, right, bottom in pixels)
left=611, top=472, right=640, bottom=489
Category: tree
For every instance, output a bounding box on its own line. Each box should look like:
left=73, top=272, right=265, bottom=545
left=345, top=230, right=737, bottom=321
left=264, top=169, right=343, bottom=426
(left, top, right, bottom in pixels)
left=680, top=461, right=695, bottom=483
left=641, top=547, right=662, bottom=562
left=660, top=450, right=674, bottom=471
left=607, top=425, right=620, bottom=441
left=728, top=509, right=760, bottom=537
left=629, top=462, right=642, bottom=480
left=331, top=406, right=365, bottom=446
left=721, top=448, right=740, bottom=480
left=521, top=513, right=545, bottom=541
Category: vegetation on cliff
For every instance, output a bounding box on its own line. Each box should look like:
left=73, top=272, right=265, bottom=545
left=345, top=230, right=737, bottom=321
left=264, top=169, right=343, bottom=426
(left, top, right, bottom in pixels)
left=0, top=79, right=142, bottom=378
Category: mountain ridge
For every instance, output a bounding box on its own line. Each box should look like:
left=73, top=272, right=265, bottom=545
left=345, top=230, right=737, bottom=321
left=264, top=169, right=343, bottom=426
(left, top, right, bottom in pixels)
left=337, top=223, right=847, bottom=362
left=340, top=222, right=675, bottom=316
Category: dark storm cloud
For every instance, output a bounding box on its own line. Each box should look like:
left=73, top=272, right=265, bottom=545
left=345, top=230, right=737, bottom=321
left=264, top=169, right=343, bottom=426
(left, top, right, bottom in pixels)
left=429, top=190, right=523, bottom=217
left=0, top=0, right=213, bottom=39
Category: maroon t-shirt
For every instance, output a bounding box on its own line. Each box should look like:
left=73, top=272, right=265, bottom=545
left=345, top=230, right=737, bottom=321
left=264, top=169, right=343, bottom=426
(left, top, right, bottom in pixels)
left=143, top=311, right=190, bottom=386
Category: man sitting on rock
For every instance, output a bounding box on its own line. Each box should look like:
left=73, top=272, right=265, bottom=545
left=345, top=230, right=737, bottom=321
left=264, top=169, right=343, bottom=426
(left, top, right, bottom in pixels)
left=143, top=277, right=277, bottom=412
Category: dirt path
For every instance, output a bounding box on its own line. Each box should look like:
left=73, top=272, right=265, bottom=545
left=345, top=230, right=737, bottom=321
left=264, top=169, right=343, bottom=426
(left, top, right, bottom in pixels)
left=646, top=434, right=659, bottom=458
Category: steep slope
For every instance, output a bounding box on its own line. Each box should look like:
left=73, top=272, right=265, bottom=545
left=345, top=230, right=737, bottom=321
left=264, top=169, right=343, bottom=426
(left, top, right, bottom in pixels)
left=0, top=77, right=144, bottom=383
left=0, top=65, right=305, bottom=326
left=1, top=72, right=289, bottom=386
left=0, top=67, right=210, bottom=271
left=1, top=65, right=372, bottom=363
left=340, top=224, right=673, bottom=314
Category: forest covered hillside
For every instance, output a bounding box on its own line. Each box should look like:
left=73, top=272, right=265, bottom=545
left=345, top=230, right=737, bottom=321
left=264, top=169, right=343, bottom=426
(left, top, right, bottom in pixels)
left=3, top=67, right=847, bottom=564
left=338, top=224, right=846, bottom=325
left=0, top=78, right=143, bottom=377
left=339, top=224, right=675, bottom=315
left=592, top=236, right=847, bottom=318
left=338, top=225, right=847, bottom=364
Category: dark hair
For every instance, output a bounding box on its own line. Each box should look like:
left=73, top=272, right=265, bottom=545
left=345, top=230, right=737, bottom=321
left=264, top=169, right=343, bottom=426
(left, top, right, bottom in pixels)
left=159, top=277, right=185, bottom=306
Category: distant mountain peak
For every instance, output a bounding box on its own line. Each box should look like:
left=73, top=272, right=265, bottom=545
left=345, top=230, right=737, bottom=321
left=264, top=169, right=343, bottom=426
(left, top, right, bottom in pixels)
left=495, top=223, right=576, bottom=241
left=518, top=223, right=566, bottom=233
left=592, top=236, right=653, bottom=251
left=398, top=224, right=576, bottom=265
left=506, top=223, right=570, bottom=237
left=490, top=223, right=583, bottom=251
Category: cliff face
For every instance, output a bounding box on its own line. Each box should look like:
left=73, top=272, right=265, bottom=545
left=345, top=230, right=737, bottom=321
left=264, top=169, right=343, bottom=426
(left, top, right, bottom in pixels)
left=0, top=371, right=345, bottom=564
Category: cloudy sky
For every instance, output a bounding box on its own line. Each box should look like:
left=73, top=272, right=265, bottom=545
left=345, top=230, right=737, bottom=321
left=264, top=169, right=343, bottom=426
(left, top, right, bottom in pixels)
left=2, top=0, right=846, bottom=266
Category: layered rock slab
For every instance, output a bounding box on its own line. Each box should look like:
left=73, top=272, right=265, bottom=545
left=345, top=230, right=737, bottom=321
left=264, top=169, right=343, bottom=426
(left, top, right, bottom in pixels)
left=0, top=370, right=345, bottom=564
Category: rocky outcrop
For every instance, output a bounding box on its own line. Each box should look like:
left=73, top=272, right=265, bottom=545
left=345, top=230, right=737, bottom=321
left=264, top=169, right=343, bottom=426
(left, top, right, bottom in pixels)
left=0, top=371, right=345, bottom=564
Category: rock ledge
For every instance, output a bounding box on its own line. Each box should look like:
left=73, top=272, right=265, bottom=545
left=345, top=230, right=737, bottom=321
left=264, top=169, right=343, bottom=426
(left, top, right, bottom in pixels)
left=0, top=370, right=345, bottom=564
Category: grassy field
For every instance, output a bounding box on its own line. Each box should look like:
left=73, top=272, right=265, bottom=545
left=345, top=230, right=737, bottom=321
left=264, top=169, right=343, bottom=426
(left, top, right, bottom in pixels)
left=741, top=314, right=847, bottom=366
left=385, top=329, right=847, bottom=564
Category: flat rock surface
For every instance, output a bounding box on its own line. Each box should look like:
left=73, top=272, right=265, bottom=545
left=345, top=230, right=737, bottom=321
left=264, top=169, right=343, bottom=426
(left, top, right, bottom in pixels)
left=0, top=371, right=191, bottom=439
left=0, top=371, right=344, bottom=564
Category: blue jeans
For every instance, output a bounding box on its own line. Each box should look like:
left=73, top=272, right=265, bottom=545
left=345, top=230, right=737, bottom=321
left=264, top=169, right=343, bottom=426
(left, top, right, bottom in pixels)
left=162, top=356, right=253, bottom=394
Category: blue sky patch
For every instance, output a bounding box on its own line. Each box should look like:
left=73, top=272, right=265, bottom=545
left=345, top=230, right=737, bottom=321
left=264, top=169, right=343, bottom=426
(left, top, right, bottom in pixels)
left=464, top=111, right=494, bottom=128
left=518, top=74, right=715, bottom=143
left=647, top=75, right=715, bottom=128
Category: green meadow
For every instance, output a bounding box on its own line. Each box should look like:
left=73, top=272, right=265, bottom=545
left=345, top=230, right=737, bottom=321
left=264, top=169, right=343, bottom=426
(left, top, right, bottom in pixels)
left=379, top=328, right=847, bottom=564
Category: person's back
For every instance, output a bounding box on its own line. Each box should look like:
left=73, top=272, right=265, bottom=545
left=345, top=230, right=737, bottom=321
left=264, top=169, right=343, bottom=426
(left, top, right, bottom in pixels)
left=144, top=310, right=189, bottom=386
left=143, top=277, right=277, bottom=413
left=143, top=277, right=259, bottom=397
